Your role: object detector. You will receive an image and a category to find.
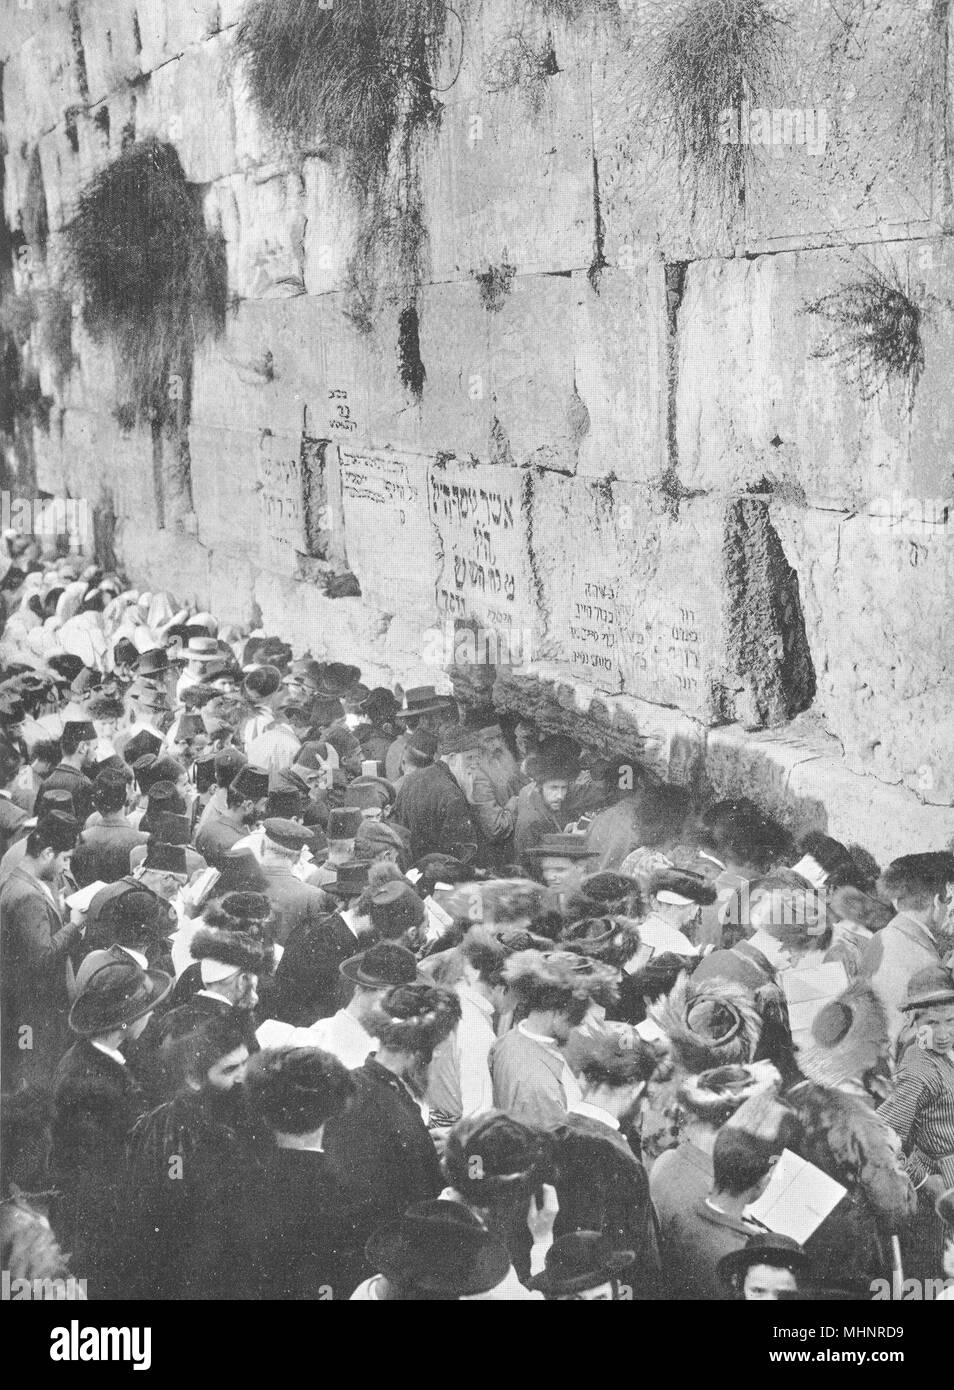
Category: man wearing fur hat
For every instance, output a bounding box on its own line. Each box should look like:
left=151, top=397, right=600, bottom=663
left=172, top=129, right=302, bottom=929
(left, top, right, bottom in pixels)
left=513, top=741, right=581, bottom=866
left=323, top=982, right=462, bottom=1277
left=489, top=950, right=617, bottom=1128
left=152, top=927, right=272, bottom=1097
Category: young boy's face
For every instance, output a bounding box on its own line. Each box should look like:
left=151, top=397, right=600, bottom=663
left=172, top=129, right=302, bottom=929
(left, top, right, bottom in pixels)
left=916, top=1004, right=954, bottom=1054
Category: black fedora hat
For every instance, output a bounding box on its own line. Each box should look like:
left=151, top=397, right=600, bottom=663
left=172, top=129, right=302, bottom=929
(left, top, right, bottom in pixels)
left=339, top=941, right=420, bottom=988
left=366, top=1200, right=511, bottom=1298
left=69, top=945, right=172, bottom=1037
left=527, top=1232, right=634, bottom=1296
left=122, top=728, right=165, bottom=766
left=718, top=1233, right=811, bottom=1289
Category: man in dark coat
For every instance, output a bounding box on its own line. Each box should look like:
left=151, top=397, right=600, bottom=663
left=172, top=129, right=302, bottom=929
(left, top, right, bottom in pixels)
left=552, top=1024, right=661, bottom=1299
left=37, top=719, right=96, bottom=823
left=0, top=813, right=82, bottom=1087
left=237, top=1047, right=358, bottom=1298
left=270, top=860, right=375, bottom=1025
left=391, top=728, right=477, bottom=861
left=51, top=945, right=172, bottom=1298
left=323, top=982, right=461, bottom=1279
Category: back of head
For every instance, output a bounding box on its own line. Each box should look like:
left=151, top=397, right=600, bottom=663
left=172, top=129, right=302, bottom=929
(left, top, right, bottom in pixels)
left=244, top=1047, right=355, bottom=1134
left=93, top=769, right=128, bottom=816
left=712, top=1127, right=776, bottom=1196
left=371, top=982, right=462, bottom=1059
left=443, top=1111, right=551, bottom=1206
left=879, top=852, right=954, bottom=909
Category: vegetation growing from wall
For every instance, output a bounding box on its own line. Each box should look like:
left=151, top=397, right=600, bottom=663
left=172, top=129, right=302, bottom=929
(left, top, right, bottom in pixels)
left=803, top=262, right=932, bottom=414
left=63, top=139, right=226, bottom=428
left=642, top=0, right=790, bottom=221
left=472, top=260, right=517, bottom=313
left=233, top=0, right=457, bottom=337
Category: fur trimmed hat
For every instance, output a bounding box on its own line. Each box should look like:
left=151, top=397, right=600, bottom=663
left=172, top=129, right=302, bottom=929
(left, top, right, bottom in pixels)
left=796, top=983, right=890, bottom=1088
left=189, top=927, right=275, bottom=983
left=502, top=949, right=618, bottom=1005
left=652, top=972, right=763, bottom=1073
left=677, top=1061, right=781, bottom=1124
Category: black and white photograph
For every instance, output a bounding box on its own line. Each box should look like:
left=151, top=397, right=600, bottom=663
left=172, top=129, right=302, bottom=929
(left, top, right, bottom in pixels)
left=0, top=0, right=952, bottom=1358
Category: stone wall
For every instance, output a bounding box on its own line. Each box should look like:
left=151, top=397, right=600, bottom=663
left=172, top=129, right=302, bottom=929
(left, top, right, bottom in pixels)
left=2, top=0, right=952, bottom=862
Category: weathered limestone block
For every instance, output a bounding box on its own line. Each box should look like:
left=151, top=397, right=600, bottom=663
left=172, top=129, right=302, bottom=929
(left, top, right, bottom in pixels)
left=334, top=444, right=438, bottom=623
left=595, top=0, right=943, bottom=262
left=423, top=67, right=594, bottom=282
left=135, top=0, right=223, bottom=74
left=139, top=35, right=236, bottom=184
left=6, top=10, right=79, bottom=140
left=188, top=422, right=262, bottom=558
left=484, top=273, right=585, bottom=471
left=417, top=281, right=494, bottom=460
left=574, top=262, right=669, bottom=483
left=785, top=756, right=954, bottom=866
left=114, top=523, right=211, bottom=608
left=75, top=0, right=141, bottom=106
left=674, top=243, right=954, bottom=509
left=190, top=298, right=306, bottom=438
left=252, top=568, right=386, bottom=674
left=428, top=454, right=537, bottom=643
left=208, top=170, right=309, bottom=302
left=526, top=476, right=813, bottom=728
left=56, top=408, right=157, bottom=531
left=772, top=505, right=954, bottom=805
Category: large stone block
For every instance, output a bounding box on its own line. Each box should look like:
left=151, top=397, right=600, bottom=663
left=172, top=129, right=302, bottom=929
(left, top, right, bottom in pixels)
left=674, top=242, right=954, bottom=509
left=135, top=0, right=223, bottom=73
left=595, top=0, right=944, bottom=263
left=74, top=0, right=141, bottom=106
left=423, top=66, right=595, bottom=281
left=138, top=34, right=236, bottom=183
left=772, top=504, right=954, bottom=805
left=188, top=422, right=262, bottom=558
left=334, top=444, right=438, bottom=624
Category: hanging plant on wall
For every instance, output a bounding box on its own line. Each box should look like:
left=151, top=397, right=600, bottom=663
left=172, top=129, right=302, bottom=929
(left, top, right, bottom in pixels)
left=63, top=138, right=227, bottom=429
left=232, top=0, right=462, bottom=341
left=642, top=0, right=790, bottom=222
left=802, top=261, right=943, bottom=414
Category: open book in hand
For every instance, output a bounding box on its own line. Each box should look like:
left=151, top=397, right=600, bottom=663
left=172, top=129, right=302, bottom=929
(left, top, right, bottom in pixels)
left=180, top=866, right=220, bottom=911
left=782, top=960, right=849, bottom=1037
left=745, top=1148, right=846, bottom=1246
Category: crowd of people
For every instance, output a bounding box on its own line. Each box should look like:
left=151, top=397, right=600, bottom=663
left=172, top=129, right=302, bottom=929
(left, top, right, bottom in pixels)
left=1, top=533, right=953, bottom=1302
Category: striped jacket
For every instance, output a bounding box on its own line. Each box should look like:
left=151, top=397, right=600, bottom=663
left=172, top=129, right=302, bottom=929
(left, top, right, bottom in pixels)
left=877, top=1045, right=954, bottom=1188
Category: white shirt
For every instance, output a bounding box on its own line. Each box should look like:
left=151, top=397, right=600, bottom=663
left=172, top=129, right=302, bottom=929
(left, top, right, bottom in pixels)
left=292, top=1009, right=377, bottom=1070
left=629, top=913, right=698, bottom=962
left=570, top=1099, right=620, bottom=1130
